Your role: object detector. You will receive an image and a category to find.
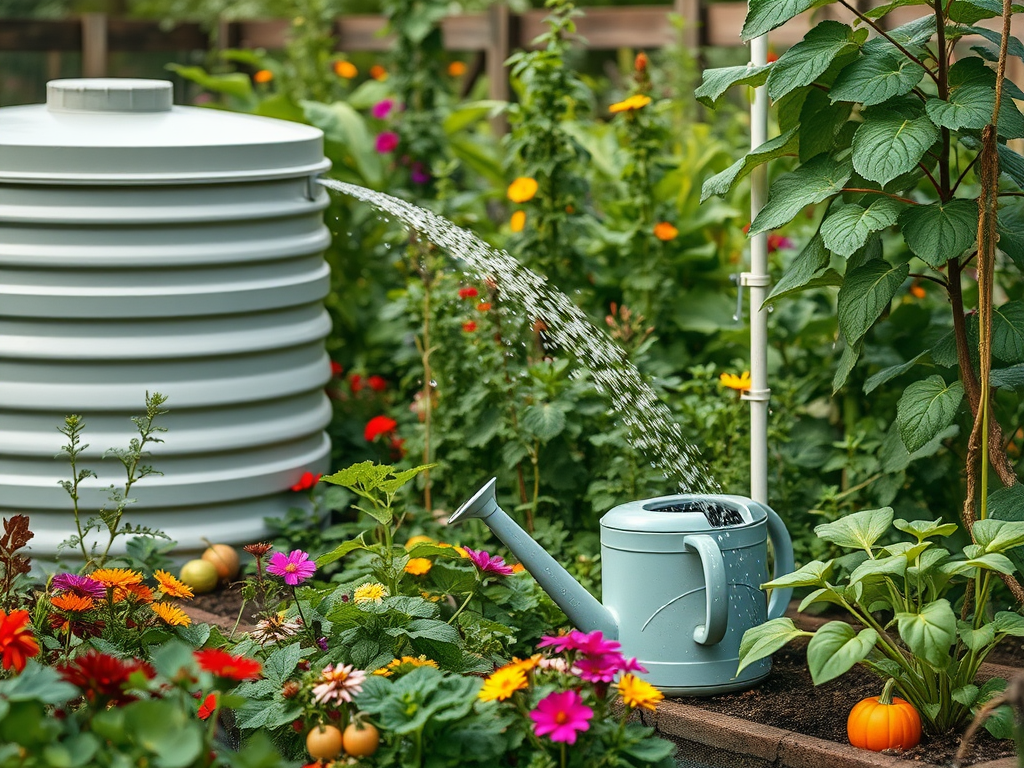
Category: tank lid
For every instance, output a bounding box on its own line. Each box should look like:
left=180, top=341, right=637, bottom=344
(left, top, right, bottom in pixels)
left=0, top=78, right=329, bottom=184
left=600, top=494, right=764, bottom=533
left=47, top=79, right=173, bottom=113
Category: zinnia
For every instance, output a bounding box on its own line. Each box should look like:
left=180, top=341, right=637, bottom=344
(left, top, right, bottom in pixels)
left=369, top=64, right=388, bottom=80
left=51, top=573, right=105, bottom=600
left=367, top=375, right=387, bottom=392
left=478, top=665, right=527, bottom=702
left=253, top=69, right=273, bottom=84
left=375, top=131, right=399, bottom=153
left=334, top=61, right=357, bottom=78
left=463, top=547, right=514, bottom=576
left=194, top=648, right=263, bottom=680
left=457, top=286, right=479, bottom=300
left=530, top=689, right=593, bottom=744
left=507, top=177, right=538, bottom=203
left=0, top=609, right=39, bottom=673
left=266, top=550, right=317, bottom=586
left=364, top=415, right=398, bottom=441
left=448, top=61, right=467, bottom=76
left=151, top=602, right=191, bottom=627
left=154, top=570, right=194, bottom=600
left=371, top=99, right=395, bottom=119
left=198, top=692, right=218, bottom=720
left=311, top=663, right=367, bottom=704
left=58, top=650, right=155, bottom=704
left=617, top=673, right=664, bottom=711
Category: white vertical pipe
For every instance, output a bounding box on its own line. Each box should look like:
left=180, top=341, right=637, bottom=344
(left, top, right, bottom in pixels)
left=745, top=33, right=771, bottom=506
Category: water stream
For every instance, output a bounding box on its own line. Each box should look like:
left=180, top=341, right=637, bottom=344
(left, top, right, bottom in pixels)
left=321, top=179, right=718, bottom=494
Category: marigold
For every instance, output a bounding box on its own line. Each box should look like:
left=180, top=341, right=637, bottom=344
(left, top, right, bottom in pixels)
left=0, top=609, right=40, bottom=673
left=477, top=302, right=491, bottom=312
left=354, top=582, right=389, bottom=603
left=119, top=583, right=155, bottom=604
left=253, top=69, right=273, bottom=84
left=448, top=60, right=467, bottom=77
left=507, top=177, right=538, bottom=203
left=90, top=568, right=143, bottom=588
left=511, top=563, right=526, bottom=573
left=653, top=222, right=679, bottom=241
left=194, top=648, right=262, bottom=681
left=617, top=673, right=663, bottom=710
left=479, top=666, right=528, bottom=702
left=505, top=655, right=542, bottom=673
left=50, top=593, right=95, bottom=612
left=720, top=371, right=752, bottom=392
left=369, top=64, right=388, bottom=80
left=151, top=602, right=192, bottom=627
left=154, top=570, right=194, bottom=600
left=405, top=535, right=434, bottom=549
left=635, top=51, right=648, bottom=73
left=510, top=210, right=526, bottom=232
left=373, top=655, right=439, bottom=677
left=910, top=283, right=926, bottom=299
left=404, top=558, right=432, bottom=576
left=334, top=60, right=357, bottom=78
left=609, top=94, right=652, bottom=113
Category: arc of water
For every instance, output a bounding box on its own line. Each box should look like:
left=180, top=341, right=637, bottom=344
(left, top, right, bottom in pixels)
left=321, top=178, right=719, bottom=495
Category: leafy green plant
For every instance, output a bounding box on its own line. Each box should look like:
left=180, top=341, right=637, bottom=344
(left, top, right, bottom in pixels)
left=739, top=507, right=1024, bottom=735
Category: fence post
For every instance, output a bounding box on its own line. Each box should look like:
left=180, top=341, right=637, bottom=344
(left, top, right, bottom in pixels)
left=81, top=13, right=108, bottom=78
left=673, top=0, right=701, bottom=51
left=487, top=3, right=512, bottom=134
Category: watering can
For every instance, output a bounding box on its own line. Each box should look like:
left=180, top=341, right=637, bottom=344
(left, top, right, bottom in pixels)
left=449, top=479, right=794, bottom=696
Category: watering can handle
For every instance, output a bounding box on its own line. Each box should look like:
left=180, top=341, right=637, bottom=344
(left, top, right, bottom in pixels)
left=764, top=505, right=795, bottom=620
left=682, top=534, right=728, bottom=646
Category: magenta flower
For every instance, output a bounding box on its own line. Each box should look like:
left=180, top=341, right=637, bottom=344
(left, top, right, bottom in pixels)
left=577, top=652, right=633, bottom=683
left=530, top=689, right=593, bottom=744
left=371, top=99, right=395, bottom=119
left=410, top=161, right=430, bottom=185
left=51, top=573, right=106, bottom=600
left=266, top=550, right=317, bottom=586
left=463, top=547, right=514, bottom=576
left=536, top=629, right=647, bottom=681
left=375, top=131, right=399, bottom=153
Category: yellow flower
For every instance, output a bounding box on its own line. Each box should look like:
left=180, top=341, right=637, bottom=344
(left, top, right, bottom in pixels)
left=373, top=655, right=440, bottom=677
left=479, top=666, right=528, bottom=702
left=505, top=654, right=542, bottom=673
left=720, top=371, right=752, bottom=392
left=334, top=60, right=358, bottom=78
left=154, top=570, right=194, bottom=600
left=405, top=535, right=435, bottom=550
left=653, top=222, right=679, bottom=241
left=404, top=558, right=432, bottom=576
left=511, top=563, right=526, bottom=573
left=448, top=61, right=467, bottom=77
left=617, top=674, right=664, bottom=711
left=151, top=602, right=192, bottom=627
left=90, top=568, right=143, bottom=588
left=50, top=593, right=95, bottom=612
left=609, top=94, right=652, bottom=114
left=510, top=210, right=526, bottom=232
left=354, top=582, right=389, bottom=604
left=253, top=69, right=274, bottom=84
left=507, top=177, right=538, bottom=203
left=369, top=65, right=388, bottom=81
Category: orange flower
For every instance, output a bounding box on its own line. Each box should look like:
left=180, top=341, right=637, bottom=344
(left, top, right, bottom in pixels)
left=507, top=177, right=538, bottom=203
left=404, top=558, right=432, bottom=576
left=198, top=692, right=218, bottom=720
left=369, top=65, right=388, bottom=81
left=448, top=61, right=467, bottom=77
left=0, top=609, right=40, bottom=673
left=511, top=563, right=526, bottom=573
left=253, top=69, right=274, bottom=84
left=121, top=583, right=155, bottom=604
left=609, top=94, right=651, bottom=113
left=720, top=371, right=752, bottom=392
left=635, top=52, right=648, bottom=73
left=334, top=60, right=357, bottom=78
left=50, top=593, right=95, bottom=612
left=154, top=570, right=194, bottom=600
left=90, top=568, right=143, bottom=588
left=510, top=210, right=526, bottom=232
left=910, top=283, right=926, bottom=299
left=654, top=222, right=678, bottom=241
left=477, top=302, right=492, bottom=312
left=151, top=602, right=192, bottom=627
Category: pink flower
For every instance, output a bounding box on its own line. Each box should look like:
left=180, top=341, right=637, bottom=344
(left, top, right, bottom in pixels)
left=375, top=131, right=399, bottom=153
left=266, top=550, right=317, bottom=586
left=365, top=415, right=398, bottom=441
left=536, top=629, right=647, bottom=681
left=463, top=548, right=514, bottom=576
left=410, top=161, right=430, bottom=185
left=371, top=99, right=395, bottom=119
left=768, top=233, right=795, bottom=253
left=51, top=573, right=106, bottom=600
left=530, top=690, right=593, bottom=744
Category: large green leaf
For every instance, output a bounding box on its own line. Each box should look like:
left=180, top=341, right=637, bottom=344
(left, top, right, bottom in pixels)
left=989, top=486, right=1024, bottom=573
left=896, top=599, right=957, bottom=668
left=893, top=518, right=958, bottom=541
left=820, top=197, right=903, bottom=256
left=767, top=21, right=864, bottom=101
left=765, top=234, right=842, bottom=306
left=303, top=101, right=382, bottom=187
left=742, top=0, right=817, bottom=40
left=864, top=351, right=928, bottom=394
left=737, top=618, right=811, bottom=673
left=993, top=301, right=1024, bottom=363
left=695, top=64, right=772, bottom=109
left=837, top=259, right=909, bottom=343
left=992, top=611, right=1024, bottom=637
left=763, top=559, right=834, bottom=589
left=962, top=26, right=1024, bottom=63
left=849, top=553, right=908, bottom=586
left=807, top=622, right=878, bottom=684
left=997, top=199, right=1024, bottom=268
left=899, top=199, right=979, bottom=267
left=862, top=15, right=936, bottom=56
left=925, top=83, right=995, bottom=130
left=799, top=89, right=853, bottom=161
left=949, top=56, right=1024, bottom=100
left=521, top=404, right=567, bottom=442
left=166, top=64, right=254, bottom=101
left=831, top=51, right=926, bottom=106
left=973, top=518, right=1024, bottom=554
left=864, top=0, right=928, bottom=18
left=700, top=128, right=799, bottom=202
left=852, top=100, right=939, bottom=185
left=815, top=507, right=894, bottom=551
left=833, top=337, right=863, bottom=393
left=750, top=154, right=852, bottom=234
left=897, top=375, right=964, bottom=453
left=999, top=143, right=1024, bottom=190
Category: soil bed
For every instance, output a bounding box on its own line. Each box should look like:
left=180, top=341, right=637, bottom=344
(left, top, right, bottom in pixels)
left=676, top=639, right=1016, bottom=766
left=188, top=582, right=259, bottom=632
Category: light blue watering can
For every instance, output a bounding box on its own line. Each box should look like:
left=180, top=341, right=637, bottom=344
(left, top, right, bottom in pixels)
left=450, top=479, right=794, bottom=696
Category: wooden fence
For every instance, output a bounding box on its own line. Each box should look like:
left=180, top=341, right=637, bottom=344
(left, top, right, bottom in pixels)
left=0, top=2, right=1021, bottom=106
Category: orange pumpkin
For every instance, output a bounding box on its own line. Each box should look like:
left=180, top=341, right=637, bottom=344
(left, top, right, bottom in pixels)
left=847, top=680, right=922, bottom=752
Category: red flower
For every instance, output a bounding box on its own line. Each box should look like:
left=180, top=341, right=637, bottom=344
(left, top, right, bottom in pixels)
left=0, top=609, right=40, bottom=673
left=365, top=415, right=398, bottom=442
left=290, top=471, right=322, bottom=492
left=198, top=692, right=218, bottom=720
left=367, top=375, right=387, bottom=392
left=194, top=648, right=263, bottom=681
left=58, top=650, right=155, bottom=705
left=462, top=321, right=477, bottom=333
left=349, top=374, right=363, bottom=393
left=330, top=361, right=343, bottom=377
left=458, top=287, right=479, bottom=300
left=389, top=437, right=407, bottom=460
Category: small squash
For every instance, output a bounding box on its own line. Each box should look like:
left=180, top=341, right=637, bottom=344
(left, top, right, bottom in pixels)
left=847, top=679, right=922, bottom=752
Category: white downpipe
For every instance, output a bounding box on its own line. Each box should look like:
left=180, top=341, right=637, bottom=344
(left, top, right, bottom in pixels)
left=744, top=33, right=771, bottom=506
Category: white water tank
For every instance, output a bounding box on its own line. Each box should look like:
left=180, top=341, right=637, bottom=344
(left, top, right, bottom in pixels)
left=0, top=79, right=333, bottom=556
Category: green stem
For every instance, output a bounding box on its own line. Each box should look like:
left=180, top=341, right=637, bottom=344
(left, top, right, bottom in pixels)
left=448, top=580, right=478, bottom=625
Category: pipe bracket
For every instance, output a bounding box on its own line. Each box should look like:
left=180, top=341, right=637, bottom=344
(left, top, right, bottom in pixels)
left=739, top=272, right=771, bottom=287
left=741, top=387, right=771, bottom=403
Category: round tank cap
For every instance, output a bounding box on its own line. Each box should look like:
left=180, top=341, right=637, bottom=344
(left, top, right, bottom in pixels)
left=47, top=78, right=173, bottom=113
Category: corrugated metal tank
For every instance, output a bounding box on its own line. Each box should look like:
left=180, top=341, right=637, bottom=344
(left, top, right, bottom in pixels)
left=0, top=78, right=334, bottom=556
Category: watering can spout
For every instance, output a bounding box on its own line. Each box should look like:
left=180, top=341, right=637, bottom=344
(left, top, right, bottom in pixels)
left=450, top=479, right=619, bottom=640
